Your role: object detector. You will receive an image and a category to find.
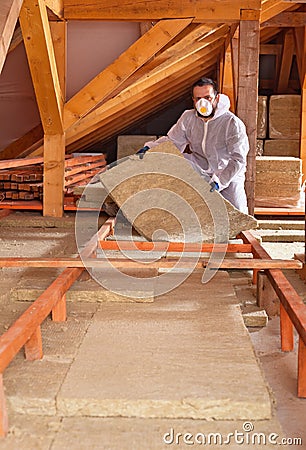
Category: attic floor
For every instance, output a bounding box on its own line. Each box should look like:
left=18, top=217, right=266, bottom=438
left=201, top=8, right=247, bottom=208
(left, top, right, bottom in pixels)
left=0, top=212, right=305, bottom=449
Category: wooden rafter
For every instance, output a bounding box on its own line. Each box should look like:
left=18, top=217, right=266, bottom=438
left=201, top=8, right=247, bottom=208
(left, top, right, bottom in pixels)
left=261, top=11, right=306, bottom=27
left=0, top=0, right=23, bottom=74
left=277, top=29, right=295, bottom=92
left=260, top=0, right=300, bottom=24
left=64, top=18, right=193, bottom=129
left=65, top=27, right=229, bottom=147
left=63, top=0, right=261, bottom=22
left=66, top=48, right=221, bottom=150
left=19, top=0, right=64, bottom=135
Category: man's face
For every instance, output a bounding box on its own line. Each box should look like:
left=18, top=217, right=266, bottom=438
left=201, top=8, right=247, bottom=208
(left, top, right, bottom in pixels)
left=192, top=85, right=218, bottom=118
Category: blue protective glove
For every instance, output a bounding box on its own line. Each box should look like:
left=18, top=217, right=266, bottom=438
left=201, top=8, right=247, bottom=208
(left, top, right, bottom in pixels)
left=136, top=145, right=150, bottom=159
left=209, top=181, right=219, bottom=192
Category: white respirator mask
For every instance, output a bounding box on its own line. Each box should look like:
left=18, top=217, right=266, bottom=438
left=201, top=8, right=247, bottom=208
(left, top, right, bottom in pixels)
left=195, top=98, right=214, bottom=117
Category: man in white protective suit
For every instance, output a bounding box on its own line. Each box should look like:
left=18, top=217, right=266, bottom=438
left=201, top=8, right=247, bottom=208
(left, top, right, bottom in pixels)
left=137, top=77, right=250, bottom=214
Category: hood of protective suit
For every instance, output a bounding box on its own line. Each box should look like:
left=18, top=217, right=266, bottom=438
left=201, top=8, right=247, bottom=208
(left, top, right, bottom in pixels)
left=213, top=93, right=231, bottom=120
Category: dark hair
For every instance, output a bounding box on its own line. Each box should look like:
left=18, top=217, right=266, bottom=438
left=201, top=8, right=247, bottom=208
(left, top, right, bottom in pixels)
left=192, top=77, right=218, bottom=97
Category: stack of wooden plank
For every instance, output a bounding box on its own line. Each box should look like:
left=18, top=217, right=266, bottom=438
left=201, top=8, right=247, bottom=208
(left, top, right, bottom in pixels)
left=0, top=154, right=107, bottom=204
left=0, top=165, right=43, bottom=200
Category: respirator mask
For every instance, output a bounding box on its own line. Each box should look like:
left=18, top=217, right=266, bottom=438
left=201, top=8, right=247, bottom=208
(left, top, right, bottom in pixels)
left=195, top=98, right=214, bottom=117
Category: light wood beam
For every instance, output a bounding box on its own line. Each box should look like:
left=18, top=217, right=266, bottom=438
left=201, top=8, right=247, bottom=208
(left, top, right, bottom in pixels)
left=0, top=0, right=23, bottom=74
left=50, top=20, right=66, bottom=100
left=261, top=11, right=306, bottom=27
left=237, top=19, right=260, bottom=215
left=64, top=18, right=192, bottom=129
left=277, top=29, right=295, bottom=92
left=65, top=31, right=227, bottom=146
left=43, top=134, right=65, bottom=216
left=294, top=26, right=306, bottom=84
left=260, top=0, right=298, bottom=24
left=45, top=0, right=64, bottom=19
left=66, top=48, right=220, bottom=150
left=19, top=0, right=64, bottom=135
left=63, top=0, right=261, bottom=22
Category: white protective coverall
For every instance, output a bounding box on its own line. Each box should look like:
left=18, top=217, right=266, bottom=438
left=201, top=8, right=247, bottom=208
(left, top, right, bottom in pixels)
left=145, top=94, right=250, bottom=214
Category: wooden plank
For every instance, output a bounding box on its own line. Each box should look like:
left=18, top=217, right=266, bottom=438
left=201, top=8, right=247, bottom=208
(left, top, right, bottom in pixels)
left=0, top=257, right=301, bottom=270
left=277, top=30, right=295, bottom=93
left=0, top=157, right=44, bottom=170
left=99, top=241, right=252, bottom=253
left=298, top=337, right=306, bottom=398
left=19, top=0, right=63, bottom=135
left=24, top=326, right=43, bottom=361
left=237, top=19, right=260, bottom=215
left=0, top=0, right=23, bottom=74
left=64, top=18, right=192, bottom=129
left=261, top=11, right=306, bottom=28
left=63, top=0, right=261, bottom=22
left=43, top=134, right=65, bottom=217
left=0, top=374, right=8, bottom=437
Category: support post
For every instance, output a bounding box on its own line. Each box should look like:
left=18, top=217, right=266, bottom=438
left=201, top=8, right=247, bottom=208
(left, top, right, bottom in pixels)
left=257, top=271, right=280, bottom=317
left=43, top=133, right=65, bottom=217
left=52, top=294, right=67, bottom=322
left=237, top=16, right=260, bottom=215
left=298, top=337, right=306, bottom=398
left=280, top=303, right=294, bottom=352
left=0, top=374, right=8, bottom=437
left=24, top=326, right=43, bottom=361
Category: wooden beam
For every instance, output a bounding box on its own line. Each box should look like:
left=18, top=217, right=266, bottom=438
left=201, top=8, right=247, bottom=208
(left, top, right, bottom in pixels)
left=19, top=0, right=64, bottom=135
left=222, top=38, right=237, bottom=112
left=50, top=20, right=66, bottom=99
left=0, top=257, right=301, bottom=270
left=260, top=0, right=298, bottom=24
left=261, top=11, right=306, bottom=27
left=301, top=73, right=306, bottom=184
left=7, top=24, right=23, bottom=54
left=0, top=124, right=44, bottom=160
left=237, top=19, right=260, bottom=215
left=43, top=134, right=65, bottom=217
left=64, top=18, right=192, bottom=129
left=0, top=0, right=23, bottom=74
left=277, top=29, right=295, bottom=93
left=294, top=26, right=306, bottom=85
left=65, top=26, right=228, bottom=145
left=45, top=0, right=64, bottom=19
left=63, top=0, right=261, bottom=22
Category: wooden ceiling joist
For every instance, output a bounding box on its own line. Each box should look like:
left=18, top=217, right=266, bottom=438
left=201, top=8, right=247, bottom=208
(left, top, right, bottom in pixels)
left=19, top=0, right=64, bottom=135
left=0, top=0, right=23, bottom=74
left=63, top=0, right=261, bottom=22
left=64, top=18, right=193, bottom=129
